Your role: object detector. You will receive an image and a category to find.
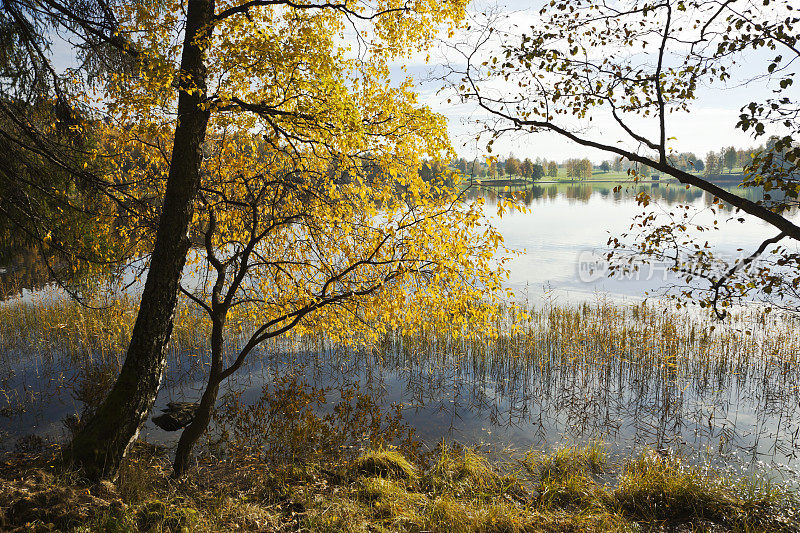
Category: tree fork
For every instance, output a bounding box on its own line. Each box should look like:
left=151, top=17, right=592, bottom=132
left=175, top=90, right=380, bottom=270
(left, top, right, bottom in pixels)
left=67, top=0, right=216, bottom=480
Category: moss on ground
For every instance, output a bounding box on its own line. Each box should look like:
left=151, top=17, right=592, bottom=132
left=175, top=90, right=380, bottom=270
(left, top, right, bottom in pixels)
left=0, top=443, right=797, bottom=532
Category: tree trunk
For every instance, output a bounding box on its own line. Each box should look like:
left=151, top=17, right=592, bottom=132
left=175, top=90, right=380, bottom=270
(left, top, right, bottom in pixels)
left=172, top=377, right=221, bottom=477
left=67, top=0, right=216, bottom=480
left=173, top=316, right=225, bottom=477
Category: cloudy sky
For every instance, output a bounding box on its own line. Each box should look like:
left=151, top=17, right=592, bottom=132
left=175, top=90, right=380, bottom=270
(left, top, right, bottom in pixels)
left=391, top=0, right=782, bottom=163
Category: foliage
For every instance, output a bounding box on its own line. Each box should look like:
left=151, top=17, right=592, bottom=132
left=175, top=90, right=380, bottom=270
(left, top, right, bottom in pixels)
left=695, top=158, right=705, bottom=172
left=14, top=0, right=515, bottom=474
left=564, top=158, right=592, bottom=180
left=505, top=156, right=521, bottom=176
left=0, top=1, right=164, bottom=298
left=531, top=162, right=545, bottom=180
left=0, top=100, right=130, bottom=296
left=215, top=370, right=420, bottom=466
left=705, top=150, right=723, bottom=176
left=724, top=146, right=738, bottom=173
left=167, top=88, right=511, bottom=471
left=520, top=157, right=533, bottom=179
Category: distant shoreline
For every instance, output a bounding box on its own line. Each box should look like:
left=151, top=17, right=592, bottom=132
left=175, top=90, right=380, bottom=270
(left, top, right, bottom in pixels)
left=468, top=178, right=672, bottom=186
left=466, top=174, right=745, bottom=187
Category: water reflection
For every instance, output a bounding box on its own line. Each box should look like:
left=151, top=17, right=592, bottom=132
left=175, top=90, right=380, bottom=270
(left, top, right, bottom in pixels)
left=472, top=181, right=772, bottom=209
left=461, top=181, right=800, bottom=304
left=1, top=181, right=792, bottom=304
left=0, top=245, right=53, bottom=300
left=2, top=297, right=799, bottom=479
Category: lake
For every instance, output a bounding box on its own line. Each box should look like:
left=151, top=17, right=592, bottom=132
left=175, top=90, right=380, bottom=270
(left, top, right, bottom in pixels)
left=2, top=180, right=799, bottom=483
left=475, top=181, right=793, bottom=305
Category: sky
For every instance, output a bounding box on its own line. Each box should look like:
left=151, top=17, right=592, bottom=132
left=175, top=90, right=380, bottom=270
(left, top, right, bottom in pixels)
left=423, top=78, right=773, bottom=162
left=386, top=0, right=788, bottom=163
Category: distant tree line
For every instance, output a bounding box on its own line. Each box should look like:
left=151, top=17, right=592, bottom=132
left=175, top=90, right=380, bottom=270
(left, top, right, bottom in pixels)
left=449, top=140, right=784, bottom=184
left=449, top=156, right=556, bottom=183
left=597, top=142, right=780, bottom=179
left=701, top=144, right=767, bottom=177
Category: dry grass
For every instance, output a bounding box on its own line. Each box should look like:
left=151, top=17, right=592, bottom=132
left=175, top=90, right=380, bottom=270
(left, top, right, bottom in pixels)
left=0, top=443, right=797, bottom=532
left=349, top=448, right=419, bottom=481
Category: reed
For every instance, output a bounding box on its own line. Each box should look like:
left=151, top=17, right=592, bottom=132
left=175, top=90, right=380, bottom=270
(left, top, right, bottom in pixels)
left=2, top=294, right=799, bottom=476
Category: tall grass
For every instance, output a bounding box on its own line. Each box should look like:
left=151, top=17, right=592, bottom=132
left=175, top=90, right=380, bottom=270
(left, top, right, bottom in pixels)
left=4, top=292, right=796, bottom=372
left=2, top=294, right=799, bottom=462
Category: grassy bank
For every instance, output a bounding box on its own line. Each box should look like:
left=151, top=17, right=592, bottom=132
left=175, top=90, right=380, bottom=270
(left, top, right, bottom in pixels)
left=0, top=443, right=797, bottom=532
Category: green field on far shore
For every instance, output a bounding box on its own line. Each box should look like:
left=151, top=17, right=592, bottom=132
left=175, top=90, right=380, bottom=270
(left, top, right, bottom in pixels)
left=467, top=167, right=747, bottom=185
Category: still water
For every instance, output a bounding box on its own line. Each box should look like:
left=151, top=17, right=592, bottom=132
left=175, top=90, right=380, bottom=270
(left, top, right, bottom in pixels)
left=2, top=181, right=799, bottom=480
left=479, top=181, right=797, bottom=304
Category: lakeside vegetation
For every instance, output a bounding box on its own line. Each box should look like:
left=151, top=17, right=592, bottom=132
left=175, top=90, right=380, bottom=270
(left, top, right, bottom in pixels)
left=2, top=442, right=799, bottom=532
left=3, top=290, right=800, bottom=530
left=4, top=290, right=798, bottom=415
